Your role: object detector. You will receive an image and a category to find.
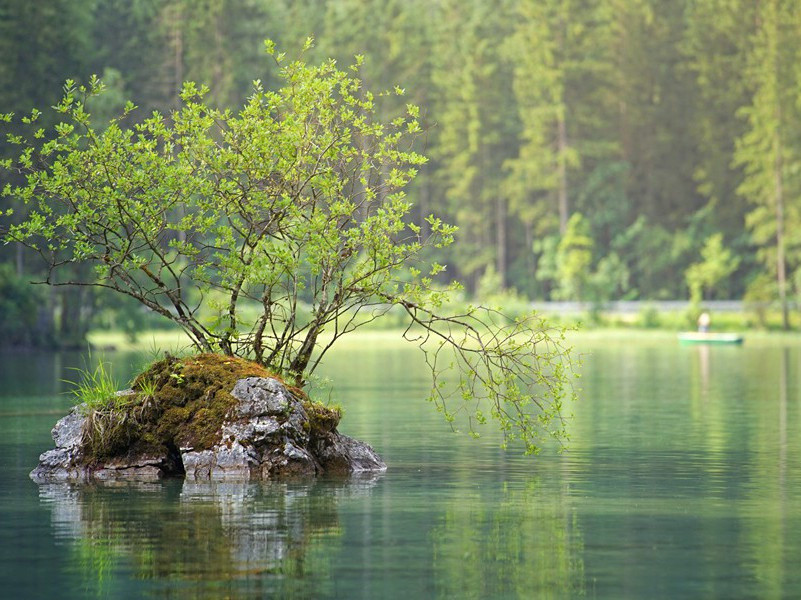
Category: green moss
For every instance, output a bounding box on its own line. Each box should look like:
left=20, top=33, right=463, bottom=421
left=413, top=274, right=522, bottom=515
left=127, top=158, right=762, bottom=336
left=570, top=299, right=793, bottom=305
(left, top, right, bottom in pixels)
left=80, top=353, right=344, bottom=466
left=82, top=353, right=275, bottom=463
left=303, top=402, right=342, bottom=437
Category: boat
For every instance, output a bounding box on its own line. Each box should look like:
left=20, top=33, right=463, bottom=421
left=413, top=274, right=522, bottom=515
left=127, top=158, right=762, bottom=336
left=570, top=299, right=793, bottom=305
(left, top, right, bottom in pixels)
left=677, top=332, right=744, bottom=345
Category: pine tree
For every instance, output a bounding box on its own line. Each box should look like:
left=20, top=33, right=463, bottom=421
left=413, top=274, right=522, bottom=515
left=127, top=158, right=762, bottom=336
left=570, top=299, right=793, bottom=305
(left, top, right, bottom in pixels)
left=733, top=0, right=801, bottom=329
left=430, top=0, right=518, bottom=291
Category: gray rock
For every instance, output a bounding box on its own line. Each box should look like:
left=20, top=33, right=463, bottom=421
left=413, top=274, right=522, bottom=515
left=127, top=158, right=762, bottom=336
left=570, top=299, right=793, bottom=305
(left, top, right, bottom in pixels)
left=30, top=448, right=83, bottom=482
left=182, top=442, right=259, bottom=480
left=93, top=464, right=165, bottom=481
left=31, top=376, right=386, bottom=482
left=221, top=416, right=282, bottom=445
left=313, top=433, right=387, bottom=473
left=51, top=407, right=85, bottom=450
left=231, top=377, right=291, bottom=417
left=30, top=407, right=88, bottom=481
left=264, top=441, right=320, bottom=477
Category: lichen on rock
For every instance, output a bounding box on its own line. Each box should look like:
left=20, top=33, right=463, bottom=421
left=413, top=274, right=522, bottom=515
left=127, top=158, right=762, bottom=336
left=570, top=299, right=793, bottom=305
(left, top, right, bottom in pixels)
left=30, top=354, right=386, bottom=482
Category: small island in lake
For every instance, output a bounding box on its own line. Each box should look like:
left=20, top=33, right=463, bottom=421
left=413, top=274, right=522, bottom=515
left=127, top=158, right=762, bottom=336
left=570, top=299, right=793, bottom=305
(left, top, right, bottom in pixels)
left=31, top=353, right=386, bottom=481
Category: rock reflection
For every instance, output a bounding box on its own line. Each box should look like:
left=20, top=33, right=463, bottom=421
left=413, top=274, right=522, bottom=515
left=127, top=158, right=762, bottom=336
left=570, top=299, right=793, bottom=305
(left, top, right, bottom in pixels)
left=38, top=475, right=382, bottom=598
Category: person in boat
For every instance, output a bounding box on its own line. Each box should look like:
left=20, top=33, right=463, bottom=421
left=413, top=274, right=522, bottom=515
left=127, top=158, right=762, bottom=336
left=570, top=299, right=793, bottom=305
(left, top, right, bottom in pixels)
left=697, top=311, right=710, bottom=333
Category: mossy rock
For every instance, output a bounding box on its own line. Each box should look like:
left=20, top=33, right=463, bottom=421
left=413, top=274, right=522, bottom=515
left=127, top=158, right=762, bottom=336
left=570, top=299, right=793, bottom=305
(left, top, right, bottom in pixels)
left=303, top=402, right=342, bottom=435
left=82, top=353, right=338, bottom=464
left=32, top=355, right=386, bottom=481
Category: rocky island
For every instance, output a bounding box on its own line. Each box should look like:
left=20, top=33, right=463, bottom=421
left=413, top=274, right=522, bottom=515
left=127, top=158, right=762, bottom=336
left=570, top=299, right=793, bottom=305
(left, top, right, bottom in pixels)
left=31, top=354, right=386, bottom=482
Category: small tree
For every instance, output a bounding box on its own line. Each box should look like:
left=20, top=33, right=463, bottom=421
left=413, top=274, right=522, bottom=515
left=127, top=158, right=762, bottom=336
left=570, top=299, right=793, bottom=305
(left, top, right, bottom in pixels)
left=1, top=41, right=575, bottom=454
left=685, top=233, right=740, bottom=305
left=555, top=213, right=593, bottom=301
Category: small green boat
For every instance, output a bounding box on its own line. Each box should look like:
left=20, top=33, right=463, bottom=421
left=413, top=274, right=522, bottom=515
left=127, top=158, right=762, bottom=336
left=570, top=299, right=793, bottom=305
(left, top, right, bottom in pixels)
left=678, top=332, right=744, bottom=345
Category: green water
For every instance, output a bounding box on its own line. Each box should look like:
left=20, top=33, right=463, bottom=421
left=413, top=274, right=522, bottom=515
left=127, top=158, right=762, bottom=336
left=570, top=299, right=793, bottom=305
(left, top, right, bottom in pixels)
left=1, top=335, right=800, bottom=599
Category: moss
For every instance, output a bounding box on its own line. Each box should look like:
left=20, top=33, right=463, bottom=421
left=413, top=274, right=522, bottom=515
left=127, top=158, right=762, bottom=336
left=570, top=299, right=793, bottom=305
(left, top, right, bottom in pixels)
left=281, top=385, right=342, bottom=437
left=303, top=402, right=342, bottom=436
left=83, top=353, right=275, bottom=463
left=80, top=352, right=344, bottom=466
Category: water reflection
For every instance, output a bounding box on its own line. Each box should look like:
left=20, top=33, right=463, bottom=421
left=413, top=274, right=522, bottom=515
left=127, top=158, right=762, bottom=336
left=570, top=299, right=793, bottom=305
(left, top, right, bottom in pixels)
left=9, top=341, right=801, bottom=598
left=697, top=343, right=710, bottom=394
left=38, top=475, right=382, bottom=598
left=431, top=476, right=584, bottom=599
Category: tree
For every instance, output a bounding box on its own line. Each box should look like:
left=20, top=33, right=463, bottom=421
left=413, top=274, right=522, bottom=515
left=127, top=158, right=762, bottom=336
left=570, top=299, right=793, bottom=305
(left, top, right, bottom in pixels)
left=685, top=233, right=740, bottom=305
left=611, top=0, right=702, bottom=231
left=502, top=0, right=570, bottom=239
left=1, top=42, right=575, bottom=454
left=733, top=0, right=801, bottom=330
left=430, top=0, right=519, bottom=291
left=683, top=0, right=755, bottom=238
left=555, top=213, right=593, bottom=301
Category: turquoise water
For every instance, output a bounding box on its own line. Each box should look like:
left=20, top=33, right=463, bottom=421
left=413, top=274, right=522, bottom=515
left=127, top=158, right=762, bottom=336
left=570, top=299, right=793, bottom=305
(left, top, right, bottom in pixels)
left=1, top=335, right=800, bottom=598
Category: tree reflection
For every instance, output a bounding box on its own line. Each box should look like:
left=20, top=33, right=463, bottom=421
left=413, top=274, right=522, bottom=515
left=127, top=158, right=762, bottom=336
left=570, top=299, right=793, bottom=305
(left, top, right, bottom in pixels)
left=430, top=477, right=584, bottom=599
left=38, top=476, right=381, bottom=598
left=745, top=346, right=794, bottom=600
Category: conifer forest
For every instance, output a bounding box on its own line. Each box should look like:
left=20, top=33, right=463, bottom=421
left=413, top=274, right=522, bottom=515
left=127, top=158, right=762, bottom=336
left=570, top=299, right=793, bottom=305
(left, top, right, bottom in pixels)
left=1, top=0, right=800, bottom=345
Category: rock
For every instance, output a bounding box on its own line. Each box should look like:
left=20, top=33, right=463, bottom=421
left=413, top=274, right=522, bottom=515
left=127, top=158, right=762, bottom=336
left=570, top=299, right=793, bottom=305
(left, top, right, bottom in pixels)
left=231, top=377, right=291, bottom=417
left=31, top=376, right=386, bottom=482
left=29, top=407, right=88, bottom=482
left=51, top=407, right=85, bottom=449
left=313, top=432, right=387, bottom=474
left=182, top=442, right=259, bottom=480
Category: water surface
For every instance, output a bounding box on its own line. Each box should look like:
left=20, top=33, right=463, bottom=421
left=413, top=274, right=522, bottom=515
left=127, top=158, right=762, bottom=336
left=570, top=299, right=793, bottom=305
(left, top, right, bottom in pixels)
left=1, top=334, right=800, bottom=598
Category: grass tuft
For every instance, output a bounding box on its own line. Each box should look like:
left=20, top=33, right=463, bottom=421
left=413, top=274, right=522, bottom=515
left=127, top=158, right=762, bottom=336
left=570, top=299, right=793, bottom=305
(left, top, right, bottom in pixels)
left=65, top=359, right=122, bottom=413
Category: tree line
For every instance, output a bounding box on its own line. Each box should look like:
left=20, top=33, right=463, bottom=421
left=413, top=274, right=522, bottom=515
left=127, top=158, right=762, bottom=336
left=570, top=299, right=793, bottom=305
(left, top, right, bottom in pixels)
left=1, top=0, right=800, bottom=345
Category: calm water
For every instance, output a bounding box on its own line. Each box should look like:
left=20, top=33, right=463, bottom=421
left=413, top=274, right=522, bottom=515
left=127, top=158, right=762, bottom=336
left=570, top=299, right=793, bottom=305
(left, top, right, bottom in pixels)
left=1, top=334, right=800, bottom=599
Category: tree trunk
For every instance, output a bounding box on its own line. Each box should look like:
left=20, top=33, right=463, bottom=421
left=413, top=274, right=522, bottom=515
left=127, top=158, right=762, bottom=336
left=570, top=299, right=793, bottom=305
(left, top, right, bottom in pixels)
left=556, top=11, right=569, bottom=235
left=59, top=287, right=90, bottom=349
left=15, top=244, right=23, bottom=277
left=557, top=114, right=569, bottom=234
left=524, top=220, right=535, bottom=296
left=495, top=194, right=507, bottom=288
left=289, top=326, right=320, bottom=386
left=774, top=132, right=789, bottom=330
left=172, top=3, right=183, bottom=110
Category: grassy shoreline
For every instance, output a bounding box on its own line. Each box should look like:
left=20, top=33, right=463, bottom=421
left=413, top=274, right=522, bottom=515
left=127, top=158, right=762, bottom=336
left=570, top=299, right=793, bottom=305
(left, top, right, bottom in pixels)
left=87, top=322, right=801, bottom=355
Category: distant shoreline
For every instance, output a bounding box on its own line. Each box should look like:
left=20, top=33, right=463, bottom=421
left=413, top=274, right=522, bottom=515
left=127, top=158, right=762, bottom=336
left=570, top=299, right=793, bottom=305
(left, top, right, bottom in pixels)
left=82, top=323, right=801, bottom=355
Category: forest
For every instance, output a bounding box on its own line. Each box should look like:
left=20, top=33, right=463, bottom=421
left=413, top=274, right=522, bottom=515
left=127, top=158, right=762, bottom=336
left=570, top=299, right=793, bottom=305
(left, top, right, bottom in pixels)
left=1, top=0, right=799, bottom=347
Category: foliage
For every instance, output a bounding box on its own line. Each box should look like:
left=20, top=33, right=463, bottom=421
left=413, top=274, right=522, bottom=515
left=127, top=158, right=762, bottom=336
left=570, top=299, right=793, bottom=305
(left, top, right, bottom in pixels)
left=533, top=235, right=560, bottom=298
left=67, top=359, right=121, bottom=413
left=403, top=305, right=575, bottom=454
left=555, top=213, right=593, bottom=301
left=637, top=304, right=662, bottom=329
left=743, top=272, right=777, bottom=328
left=3, top=0, right=801, bottom=327
left=0, top=263, right=52, bottom=346
left=2, top=42, right=575, bottom=454
left=685, top=233, right=741, bottom=304
left=589, top=253, right=631, bottom=304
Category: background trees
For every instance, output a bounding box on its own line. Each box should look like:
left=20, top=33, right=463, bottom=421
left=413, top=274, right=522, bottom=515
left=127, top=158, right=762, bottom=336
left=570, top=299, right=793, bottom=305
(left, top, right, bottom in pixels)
left=732, top=0, right=801, bottom=330
left=1, top=0, right=800, bottom=340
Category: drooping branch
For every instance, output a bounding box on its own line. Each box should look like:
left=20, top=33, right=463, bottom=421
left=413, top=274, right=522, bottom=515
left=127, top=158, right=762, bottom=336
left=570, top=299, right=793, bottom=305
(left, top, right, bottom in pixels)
left=397, top=299, right=576, bottom=454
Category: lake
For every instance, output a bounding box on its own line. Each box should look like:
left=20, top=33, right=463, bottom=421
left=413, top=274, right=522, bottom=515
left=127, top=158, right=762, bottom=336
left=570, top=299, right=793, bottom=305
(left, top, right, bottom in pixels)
left=1, top=332, right=800, bottom=598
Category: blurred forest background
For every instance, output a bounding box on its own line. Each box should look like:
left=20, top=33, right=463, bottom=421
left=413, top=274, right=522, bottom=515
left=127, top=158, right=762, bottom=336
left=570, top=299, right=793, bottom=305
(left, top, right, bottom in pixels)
left=1, top=0, right=800, bottom=348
